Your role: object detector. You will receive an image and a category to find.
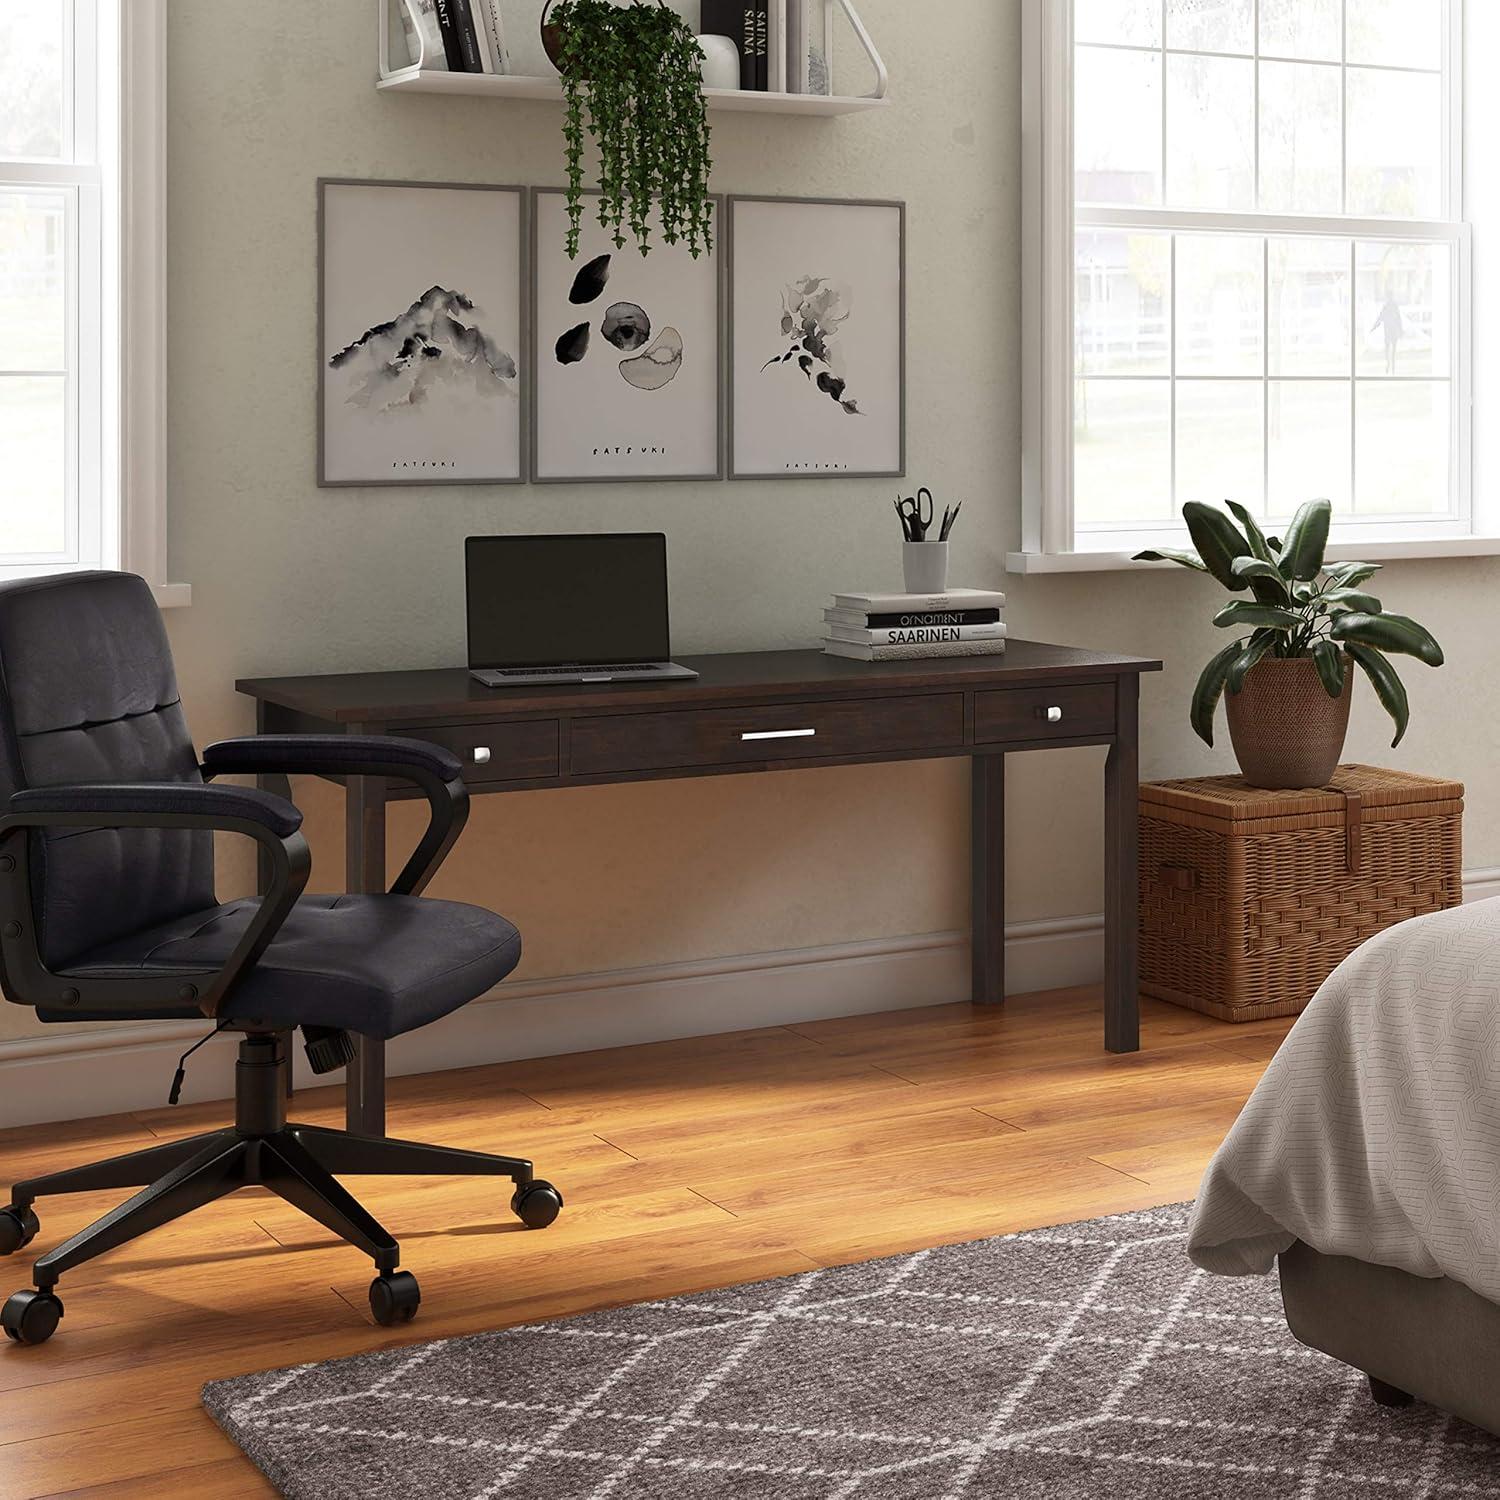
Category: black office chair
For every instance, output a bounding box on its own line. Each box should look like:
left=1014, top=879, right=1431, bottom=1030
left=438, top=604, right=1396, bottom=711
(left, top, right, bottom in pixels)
left=0, top=571, right=562, bottom=1345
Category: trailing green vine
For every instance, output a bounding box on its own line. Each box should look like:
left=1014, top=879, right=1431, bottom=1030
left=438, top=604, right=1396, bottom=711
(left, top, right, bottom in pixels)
left=547, top=0, right=713, bottom=259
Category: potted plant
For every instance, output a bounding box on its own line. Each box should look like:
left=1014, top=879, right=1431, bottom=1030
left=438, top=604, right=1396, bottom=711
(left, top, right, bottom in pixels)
left=1136, top=499, right=1445, bottom=789
left=541, top=0, right=714, bottom=261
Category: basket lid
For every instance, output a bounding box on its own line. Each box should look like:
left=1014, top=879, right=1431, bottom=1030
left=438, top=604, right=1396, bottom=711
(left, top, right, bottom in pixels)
left=1140, top=764, right=1464, bottom=822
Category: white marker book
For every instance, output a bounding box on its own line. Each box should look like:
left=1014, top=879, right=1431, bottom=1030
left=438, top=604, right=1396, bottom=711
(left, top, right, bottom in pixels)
left=825, top=622, right=1008, bottom=646
left=830, top=588, right=1007, bottom=614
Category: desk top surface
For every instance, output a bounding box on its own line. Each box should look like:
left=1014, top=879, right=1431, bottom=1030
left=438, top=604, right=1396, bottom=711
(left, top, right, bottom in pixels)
left=237, top=641, right=1162, bottom=724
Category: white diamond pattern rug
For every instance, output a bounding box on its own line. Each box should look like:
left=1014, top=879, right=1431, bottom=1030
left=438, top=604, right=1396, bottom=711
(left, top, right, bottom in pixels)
left=203, top=1203, right=1500, bottom=1498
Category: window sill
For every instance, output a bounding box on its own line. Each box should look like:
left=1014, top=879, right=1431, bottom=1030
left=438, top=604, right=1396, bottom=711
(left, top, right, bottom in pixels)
left=1006, top=535, right=1500, bottom=575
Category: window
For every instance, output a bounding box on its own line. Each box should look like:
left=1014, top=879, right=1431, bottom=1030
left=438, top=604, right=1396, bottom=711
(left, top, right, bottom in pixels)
left=0, top=1, right=180, bottom=599
left=1018, top=0, right=1489, bottom=569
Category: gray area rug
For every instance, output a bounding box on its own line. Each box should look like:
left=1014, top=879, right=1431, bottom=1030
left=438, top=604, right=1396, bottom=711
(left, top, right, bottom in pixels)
left=204, top=1202, right=1500, bottom=1497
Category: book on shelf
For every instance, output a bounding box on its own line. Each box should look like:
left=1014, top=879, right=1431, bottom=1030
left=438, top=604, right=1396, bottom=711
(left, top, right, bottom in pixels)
left=825, top=622, right=1007, bottom=647
left=428, top=0, right=467, bottom=69
left=822, top=637, right=1008, bottom=662
left=824, top=606, right=1002, bottom=629
left=830, top=587, right=1007, bottom=614
left=399, top=0, right=449, bottom=70
left=474, top=0, right=510, bottom=73
left=769, top=0, right=787, bottom=91
left=754, top=1, right=770, bottom=90
left=468, top=0, right=497, bottom=72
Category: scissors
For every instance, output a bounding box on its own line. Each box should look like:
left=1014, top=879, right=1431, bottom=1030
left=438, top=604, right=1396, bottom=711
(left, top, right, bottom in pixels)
left=897, top=486, right=935, bottom=541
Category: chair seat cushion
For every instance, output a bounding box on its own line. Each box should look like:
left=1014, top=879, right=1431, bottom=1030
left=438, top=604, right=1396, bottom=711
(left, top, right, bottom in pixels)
left=62, top=894, right=522, bottom=1039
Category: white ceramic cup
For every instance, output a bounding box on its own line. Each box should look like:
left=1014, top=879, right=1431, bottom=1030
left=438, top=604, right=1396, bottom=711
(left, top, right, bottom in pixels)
left=696, top=34, right=742, bottom=90
left=903, top=541, right=950, bottom=593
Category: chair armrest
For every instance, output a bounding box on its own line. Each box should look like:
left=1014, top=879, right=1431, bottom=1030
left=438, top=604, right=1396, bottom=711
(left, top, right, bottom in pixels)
left=0, top=784, right=311, bottom=1019
left=10, top=782, right=303, bottom=837
left=202, top=734, right=461, bottom=782
left=201, top=734, right=469, bottom=897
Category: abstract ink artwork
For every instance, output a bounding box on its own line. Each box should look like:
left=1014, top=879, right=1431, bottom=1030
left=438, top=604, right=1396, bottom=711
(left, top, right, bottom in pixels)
left=318, top=180, right=525, bottom=486
left=728, top=197, right=905, bottom=479
left=531, top=189, right=722, bottom=483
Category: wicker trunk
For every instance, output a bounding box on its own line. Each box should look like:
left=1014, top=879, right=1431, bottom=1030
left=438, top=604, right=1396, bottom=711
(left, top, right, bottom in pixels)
left=1139, top=765, right=1463, bottom=1022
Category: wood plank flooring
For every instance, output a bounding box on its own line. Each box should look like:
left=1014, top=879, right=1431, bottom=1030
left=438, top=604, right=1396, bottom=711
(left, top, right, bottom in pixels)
left=0, top=987, right=1294, bottom=1499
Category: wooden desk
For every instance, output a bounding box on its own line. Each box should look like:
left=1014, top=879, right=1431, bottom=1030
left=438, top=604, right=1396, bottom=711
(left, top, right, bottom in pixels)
left=238, top=642, right=1162, bottom=1135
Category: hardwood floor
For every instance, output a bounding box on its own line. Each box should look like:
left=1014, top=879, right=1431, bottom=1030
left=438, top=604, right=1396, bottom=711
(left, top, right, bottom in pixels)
left=0, top=987, right=1294, bottom=1499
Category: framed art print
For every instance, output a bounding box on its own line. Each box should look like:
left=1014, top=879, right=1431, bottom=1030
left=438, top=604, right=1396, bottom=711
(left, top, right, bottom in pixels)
left=728, top=196, right=905, bottom=480
left=318, top=179, right=526, bottom=486
left=531, top=189, right=723, bottom=483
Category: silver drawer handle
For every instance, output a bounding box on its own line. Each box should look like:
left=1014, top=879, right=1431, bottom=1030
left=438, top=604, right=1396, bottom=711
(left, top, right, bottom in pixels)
left=472, top=746, right=492, bottom=765
left=1043, top=706, right=1063, bottom=723
left=741, top=728, right=817, bottom=741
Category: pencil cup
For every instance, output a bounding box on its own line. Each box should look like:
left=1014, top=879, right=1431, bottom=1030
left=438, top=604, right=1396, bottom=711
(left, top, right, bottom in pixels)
left=903, top=541, right=949, bottom=593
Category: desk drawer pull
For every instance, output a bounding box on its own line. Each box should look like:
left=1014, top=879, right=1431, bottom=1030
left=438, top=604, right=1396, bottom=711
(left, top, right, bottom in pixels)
left=740, top=728, right=817, bottom=742
left=472, top=746, right=492, bottom=765
left=1040, top=706, right=1063, bottom=723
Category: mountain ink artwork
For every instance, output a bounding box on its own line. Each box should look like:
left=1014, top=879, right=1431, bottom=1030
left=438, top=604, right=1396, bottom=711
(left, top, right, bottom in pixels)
left=532, top=188, right=722, bottom=481
left=729, top=197, right=904, bottom=480
left=319, top=180, right=525, bottom=485
left=329, top=286, right=517, bottom=411
left=762, top=275, right=863, bottom=415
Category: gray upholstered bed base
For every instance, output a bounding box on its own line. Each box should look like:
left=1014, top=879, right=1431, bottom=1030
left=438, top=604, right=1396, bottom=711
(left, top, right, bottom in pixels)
left=1279, top=1240, right=1500, bottom=1436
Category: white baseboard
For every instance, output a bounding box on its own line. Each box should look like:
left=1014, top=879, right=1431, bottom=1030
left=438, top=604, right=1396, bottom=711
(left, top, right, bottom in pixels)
left=1, top=867, right=1494, bottom=1130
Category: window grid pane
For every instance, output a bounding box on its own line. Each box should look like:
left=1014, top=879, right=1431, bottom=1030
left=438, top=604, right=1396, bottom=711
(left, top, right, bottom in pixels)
left=1071, top=0, right=1457, bottom=537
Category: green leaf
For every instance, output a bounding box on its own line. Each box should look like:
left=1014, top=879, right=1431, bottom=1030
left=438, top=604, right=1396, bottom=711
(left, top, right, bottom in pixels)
left=1278, top=499, right=1333, bottom=581
left=1266, top=536, right=1283, bottom=553
left=1212, top=600, right=1301, bottom=631
left=1290, top=580, right=1317, bottom=604
left=1191, top=640, right=1243, bottom=747
left=1312, top=640, right=1346, bottom=698
left=1182, top=501, right=1253, bottom=590
left=1347, top=643, right=1410, bottom=747
left=1330, top=612, right=1444, bottom=667
left=1226, top=630, right=1276, bottom=694
left=1133, top=547, right=1208, bottom=571
left=1326, top=561, right=1382, bottom=588
left=1229, top=555, right=1291, bottom=598
left=1319, top=588, right=1382, bottom=612
left=1225, top=501, right=1274, bottom=563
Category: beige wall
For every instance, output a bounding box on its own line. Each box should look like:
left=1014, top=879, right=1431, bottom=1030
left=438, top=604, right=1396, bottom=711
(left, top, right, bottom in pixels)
left=6, top=0, right=1496, bottom=1042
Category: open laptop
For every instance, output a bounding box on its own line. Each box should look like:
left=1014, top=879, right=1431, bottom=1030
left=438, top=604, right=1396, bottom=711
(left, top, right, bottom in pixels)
left=466, top=533, right=699, bottom=688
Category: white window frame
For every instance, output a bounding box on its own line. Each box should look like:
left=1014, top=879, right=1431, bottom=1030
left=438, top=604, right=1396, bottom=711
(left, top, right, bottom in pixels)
left=0, top=0, right=186, bottom=605
left=1012, top=0, right=1497, bottom=574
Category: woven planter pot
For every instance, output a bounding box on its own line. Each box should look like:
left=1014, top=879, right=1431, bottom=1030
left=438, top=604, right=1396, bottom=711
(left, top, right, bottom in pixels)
left=1225, top=654, right=1352, bottom=790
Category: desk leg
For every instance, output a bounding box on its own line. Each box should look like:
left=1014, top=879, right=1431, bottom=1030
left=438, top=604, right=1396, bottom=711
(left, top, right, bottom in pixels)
left=255, top=703, right=297, bottom=1104
left=971, top=753, right=1005, bottom=1006
left=1104, top=675, right=1141, bottom=1053
left=345, top=768, right=388, bottom=1136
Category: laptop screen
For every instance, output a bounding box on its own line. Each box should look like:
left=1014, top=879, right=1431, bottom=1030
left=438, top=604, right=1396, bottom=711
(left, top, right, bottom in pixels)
left=465, top=534, right=672, bottom=669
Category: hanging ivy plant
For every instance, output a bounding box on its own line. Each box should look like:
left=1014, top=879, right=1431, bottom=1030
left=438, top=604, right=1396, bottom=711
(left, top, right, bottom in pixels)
left=543, top=0, right=713, bottom=259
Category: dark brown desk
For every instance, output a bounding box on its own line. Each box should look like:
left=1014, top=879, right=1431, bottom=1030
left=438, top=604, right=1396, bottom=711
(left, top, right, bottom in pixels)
left=238, top=641, right=1162, bottom=1135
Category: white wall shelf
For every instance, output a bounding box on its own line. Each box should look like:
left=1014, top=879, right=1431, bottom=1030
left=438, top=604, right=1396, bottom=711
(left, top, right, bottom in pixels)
left=375, top=66, right=888, bottom=115
left=378, top=0, right=889, bottom=116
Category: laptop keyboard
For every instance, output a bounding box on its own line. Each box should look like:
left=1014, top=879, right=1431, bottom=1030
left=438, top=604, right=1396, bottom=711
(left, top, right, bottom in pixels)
left=497, top=664, right=660, bottom=676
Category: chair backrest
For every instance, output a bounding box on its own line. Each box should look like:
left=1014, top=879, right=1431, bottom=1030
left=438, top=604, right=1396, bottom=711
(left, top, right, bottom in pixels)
left=0, top=572, right=213, bottom=969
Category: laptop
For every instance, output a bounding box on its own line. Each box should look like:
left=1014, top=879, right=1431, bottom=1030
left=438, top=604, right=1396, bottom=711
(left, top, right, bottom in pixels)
left=466, top=533, right=699, bottom=688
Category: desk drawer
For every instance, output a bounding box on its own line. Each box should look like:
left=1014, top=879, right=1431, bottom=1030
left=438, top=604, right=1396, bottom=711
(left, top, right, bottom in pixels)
left=571, top=694, right=965, bottom=776
left=975, top=682, right=1116, bottom=743
left=398, top=721, right=560, bottom=782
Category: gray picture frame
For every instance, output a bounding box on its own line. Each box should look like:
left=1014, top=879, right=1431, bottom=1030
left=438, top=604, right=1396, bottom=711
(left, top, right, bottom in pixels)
left=727, top=195, right=907, bottom=482
left=529, top=187, right=726, bottom=485
left=317, top=177, right=530, bottom=488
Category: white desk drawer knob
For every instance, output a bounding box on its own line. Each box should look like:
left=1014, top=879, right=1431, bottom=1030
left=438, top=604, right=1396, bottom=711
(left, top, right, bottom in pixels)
left=472, top=746, right=492, bottom=765
left=1044, top=706, right=1063, bottom=723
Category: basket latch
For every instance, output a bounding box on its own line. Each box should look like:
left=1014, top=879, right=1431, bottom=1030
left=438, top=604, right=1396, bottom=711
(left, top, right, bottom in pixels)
left=1159, top=863, right=1199, bottom=892
left=1341, top=789, right=1364, bottom=874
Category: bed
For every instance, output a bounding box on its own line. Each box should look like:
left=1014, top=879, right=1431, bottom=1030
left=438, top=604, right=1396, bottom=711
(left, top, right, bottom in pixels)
left=1187, top=897, right=1500, bottom=1433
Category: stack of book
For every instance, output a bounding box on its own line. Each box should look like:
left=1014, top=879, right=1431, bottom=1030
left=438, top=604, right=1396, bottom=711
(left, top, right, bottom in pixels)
left=702, top=0, right=834, bottom=94
left=402, top=0, right=511, bottom=74
left=822, top=588, right=1007, bottom=661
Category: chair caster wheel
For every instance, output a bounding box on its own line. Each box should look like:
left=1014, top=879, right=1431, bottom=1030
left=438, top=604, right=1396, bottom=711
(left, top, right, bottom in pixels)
left=0, top=1206, right=39, bottom=1256
left=512, top=1180, right=563, bottom=1229
left=369, top=1271, right=420, bottom=1327
left=2, top=1289, right=63, bottom=1345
